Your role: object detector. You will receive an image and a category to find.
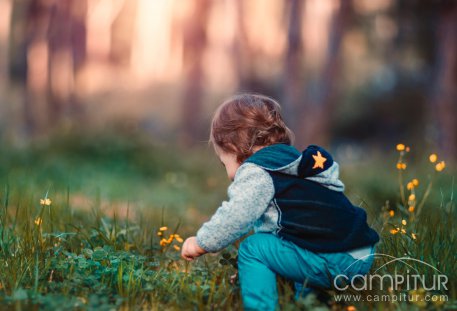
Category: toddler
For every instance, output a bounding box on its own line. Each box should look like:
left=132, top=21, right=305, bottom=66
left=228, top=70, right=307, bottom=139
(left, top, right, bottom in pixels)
left=181, top=93, right=379, bottom=310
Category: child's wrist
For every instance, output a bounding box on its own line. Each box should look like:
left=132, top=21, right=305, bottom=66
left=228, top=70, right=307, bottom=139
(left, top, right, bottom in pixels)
left=197, top=245, right=207, bottom=255
left=195, top=237, right=208, bottom=254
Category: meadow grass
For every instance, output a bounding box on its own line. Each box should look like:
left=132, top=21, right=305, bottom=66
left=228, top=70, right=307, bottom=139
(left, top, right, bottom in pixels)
left=0, top=134, right=455, bottom=310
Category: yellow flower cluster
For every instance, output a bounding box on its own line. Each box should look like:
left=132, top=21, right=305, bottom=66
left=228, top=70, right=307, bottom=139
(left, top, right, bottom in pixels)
left=406, top=178, right=419, bottom=190
left=36, top=197, right=51, bottom=226
left=389, top=227, right=406, bottom=235
left=406, top=178, right=419, bottom=212
left=390, top=219, right=417, bottom=240
left=34, top=217, right=42, bottom=226
left=396, top=162, right=407, bottom=170
left=40, top=198, right=52, bottom=206
left=396, top=144, right=410, bottom=152
left=395, top=145, right=447, bottom=218
left=157, top=226, right=183, bottom=251
left=396, top=144, right=410, bottom=170
left=436, top=161, right=446, bottom=172
left=389, top=144, right=448, bottom=242
left=429, top=153, right=446, bottom=172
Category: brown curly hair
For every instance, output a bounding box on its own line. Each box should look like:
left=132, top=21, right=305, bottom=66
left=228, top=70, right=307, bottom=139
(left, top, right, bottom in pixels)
left=209, top=93, right=294, bottom=163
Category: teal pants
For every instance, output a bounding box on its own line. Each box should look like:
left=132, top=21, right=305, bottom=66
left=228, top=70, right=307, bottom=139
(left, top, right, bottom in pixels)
left=237, top=233, right=374, bottom=310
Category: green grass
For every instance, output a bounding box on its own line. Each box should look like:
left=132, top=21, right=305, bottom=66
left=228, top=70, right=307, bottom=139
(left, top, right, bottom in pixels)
left=0, top=133, right=455, bottom=310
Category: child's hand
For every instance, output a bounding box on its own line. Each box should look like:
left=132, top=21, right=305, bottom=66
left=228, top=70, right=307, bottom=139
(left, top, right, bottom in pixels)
left=181, top=236, right=207, bottom=261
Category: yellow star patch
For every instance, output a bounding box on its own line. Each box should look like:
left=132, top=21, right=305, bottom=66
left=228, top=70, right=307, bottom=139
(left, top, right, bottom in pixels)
left=312, top=151, right=327, bottom=169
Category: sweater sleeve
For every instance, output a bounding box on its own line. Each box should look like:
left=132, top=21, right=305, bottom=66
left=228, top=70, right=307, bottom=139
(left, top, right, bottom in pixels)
left=196, top=163, right=275, bottom=252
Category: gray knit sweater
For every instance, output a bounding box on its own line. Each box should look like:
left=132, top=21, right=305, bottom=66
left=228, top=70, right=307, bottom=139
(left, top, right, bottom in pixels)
left=196, top=151, right=351, bottom=248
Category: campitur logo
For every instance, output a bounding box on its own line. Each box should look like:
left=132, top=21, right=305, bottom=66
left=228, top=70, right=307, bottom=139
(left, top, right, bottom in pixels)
left=334, top=253, right=448, bottom=292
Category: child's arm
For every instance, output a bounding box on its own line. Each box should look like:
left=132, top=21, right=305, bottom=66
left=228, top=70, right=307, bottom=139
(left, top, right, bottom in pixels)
left=186, top=163, right=275, bottom=258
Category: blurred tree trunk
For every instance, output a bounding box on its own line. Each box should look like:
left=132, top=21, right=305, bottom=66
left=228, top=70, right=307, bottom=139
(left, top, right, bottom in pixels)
left=9, top=0, right=87, bottom=136
left=180, top=0, right=210, bottom=146
left=293, top=0, right=349, bottom=149
left=232, top=0, right=251, bottom=90
left=110, top=0, right=135, bottom=66
left=429, top=4, right=457, bottom=158
left=47, top=0, right=87, bottom=126
left=9, top=0, right=44, bottom=136
left=8, top=0, right=29, bottom=85
left=283, top=0, right=303, bottom=137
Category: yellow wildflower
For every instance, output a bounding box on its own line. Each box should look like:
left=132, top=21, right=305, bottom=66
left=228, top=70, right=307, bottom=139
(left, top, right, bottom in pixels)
left=176, top=237, right=184, bottom=243
left=159, top=238, right=168, bottom=246
left=396, top=144, right=405, bottom=151
left=40, top=198, right=52, bottom=206
left=435, top=161, right=445, bottom=172
left=401, top=228, right=406, bottom=234
left=396, top=163, right=407, bottom=170
left=390, top=228, right=399, bottom=235
left=34, top=217, right=42, bottom=226
left=411, top=233, right=417, bottom=240
left=389, top=210, right=395, bottom=217
left=173, top=245, right=180, bottom=251
left=397, top=162, right=406, bottom=170
left=429, top=154, right=437, bottom=163
left=408, top=206, right=415, bottom=212
left=157, top=231, right=163, bottom=236
left=408, top=194, right=415, bottom=201
left=407, top=182, right=414, bottom=190
left=347, top=306, right=356, bottom=311
left=412, top=178, right=419, bottom=186
left=159, top=226, right=168, bottom=231
left=402, top=219, right=407, bottom=226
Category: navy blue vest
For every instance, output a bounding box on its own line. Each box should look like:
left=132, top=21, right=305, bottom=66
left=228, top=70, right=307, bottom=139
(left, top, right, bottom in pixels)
left=245, top=144, right=379, bottom=253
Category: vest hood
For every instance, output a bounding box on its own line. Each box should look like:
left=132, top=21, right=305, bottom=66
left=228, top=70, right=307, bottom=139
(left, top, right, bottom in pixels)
left=244, top=144, right=345, bottom=192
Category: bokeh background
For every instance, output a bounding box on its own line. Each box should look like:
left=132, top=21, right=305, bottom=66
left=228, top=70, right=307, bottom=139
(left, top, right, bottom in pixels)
left=0, top=0, right=455, bottom=225
left=1, top=0, right=456, bottom=153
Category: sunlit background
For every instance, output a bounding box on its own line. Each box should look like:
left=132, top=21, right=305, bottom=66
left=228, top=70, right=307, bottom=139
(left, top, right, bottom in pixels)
left=0, top=0, right=455, bottom=157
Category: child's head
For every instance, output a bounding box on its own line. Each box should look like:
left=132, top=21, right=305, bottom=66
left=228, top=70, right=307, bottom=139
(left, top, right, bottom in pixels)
left=209, top=93, right=294, bottom=166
